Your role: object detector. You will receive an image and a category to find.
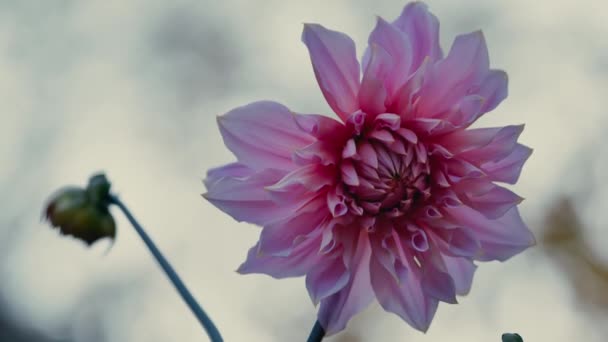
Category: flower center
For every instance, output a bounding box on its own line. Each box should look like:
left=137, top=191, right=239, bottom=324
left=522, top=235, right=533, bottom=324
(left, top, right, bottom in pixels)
left=336, top=114, right=432, bottom=218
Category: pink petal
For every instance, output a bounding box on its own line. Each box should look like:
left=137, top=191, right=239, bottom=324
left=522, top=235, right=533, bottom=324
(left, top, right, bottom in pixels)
left=293, top=140, right=338, bottom=166
left=370, top=252, right=438, bottom=332
left=204, top=162, right=252, bottom=188
left=393, top=2, right=442, bottom=70
left=203, top=168, right=291, bottom=225
left=341, top=160, right=360, bottom=186
left=445, top=205, right=536, bottom=262
left=440, top=125, right=524, bottom=157
left=364, top=17, right=412, bottom=98
left=306, top=254, right=350, bottom=304
left=318, top=230, right=374, bottom=335
left=218, top=101, right=314, bottom=171
left=265, top=163, right=334, bottom=197
left=237, top=233, right=322, bottom=278
left=420, top=260, right=457, bottom=304
left=461, top=183, right=524, bottom=219
left=292, top=112, right=347, bottom=140
left=481, top=144, right=533, bottom=184
left=433, top=227, right=481, bottom=258
left=478, top=69, right=508, bottom=114
left=417, top=31, right=489, bottom=119
left=258, top=196, right=328, bottom=256
left=441, top=255, right=477, bottom=296
left=358, top=44, right=390, bottom=115
left=302, top=24, right=361, bottom=121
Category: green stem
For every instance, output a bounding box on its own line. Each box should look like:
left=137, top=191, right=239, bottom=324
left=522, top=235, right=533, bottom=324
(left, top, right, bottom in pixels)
left=109, top=195, right=223, bottom=342
left=307, top=320, right=325, bottom=342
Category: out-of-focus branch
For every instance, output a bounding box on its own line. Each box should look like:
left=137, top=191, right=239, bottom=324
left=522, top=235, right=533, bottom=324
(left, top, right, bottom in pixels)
left=541, top=198, right=608, bottom=311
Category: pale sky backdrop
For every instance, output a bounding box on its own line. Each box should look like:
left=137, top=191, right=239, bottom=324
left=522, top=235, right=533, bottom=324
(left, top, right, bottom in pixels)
left=1, top=0, right=607, bottom=341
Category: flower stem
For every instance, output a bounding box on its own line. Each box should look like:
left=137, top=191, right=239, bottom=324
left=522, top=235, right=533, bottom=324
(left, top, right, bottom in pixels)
left=307, top=320, right=325, bottom=342
left=109, top=195, right=223, bottom=342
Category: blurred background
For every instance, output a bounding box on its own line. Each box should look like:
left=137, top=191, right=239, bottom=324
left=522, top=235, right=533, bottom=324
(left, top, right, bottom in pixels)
left=1, top=0, right=607, bottom=341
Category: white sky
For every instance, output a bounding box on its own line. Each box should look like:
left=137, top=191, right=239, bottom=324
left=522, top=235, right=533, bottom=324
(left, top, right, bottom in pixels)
left=1, top=0, right=607, bottom=341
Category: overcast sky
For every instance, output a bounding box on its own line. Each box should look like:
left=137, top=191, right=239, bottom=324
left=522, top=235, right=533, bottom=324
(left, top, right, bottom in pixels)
left=1, top=0, right=607, bottom=341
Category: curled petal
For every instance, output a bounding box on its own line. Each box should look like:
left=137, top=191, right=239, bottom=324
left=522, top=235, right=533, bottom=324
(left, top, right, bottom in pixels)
left=218, top=101, right=314, bottom=171
left=302, top=24, right=361, bottom=121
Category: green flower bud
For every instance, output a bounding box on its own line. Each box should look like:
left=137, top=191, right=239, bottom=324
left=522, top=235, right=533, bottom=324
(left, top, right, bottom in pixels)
left=44, top=173, right=115, bottom=245
left=502, top=333, right=523, bottom=342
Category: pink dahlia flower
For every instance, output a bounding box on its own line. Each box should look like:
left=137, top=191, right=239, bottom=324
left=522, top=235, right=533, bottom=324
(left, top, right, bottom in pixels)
left=204, top=2, right=534, bottom=335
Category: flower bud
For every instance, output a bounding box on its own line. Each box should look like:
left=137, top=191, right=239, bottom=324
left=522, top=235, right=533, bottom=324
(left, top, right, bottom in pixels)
left=44, top=173, right=115, bottom=245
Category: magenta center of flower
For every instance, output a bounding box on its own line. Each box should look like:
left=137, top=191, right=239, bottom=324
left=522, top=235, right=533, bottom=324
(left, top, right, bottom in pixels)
left=333, top=113, right=432, bottom=219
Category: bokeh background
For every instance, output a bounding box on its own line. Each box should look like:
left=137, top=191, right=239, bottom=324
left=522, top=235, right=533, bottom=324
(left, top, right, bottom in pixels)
left=1, top=0, right=607, bottom=341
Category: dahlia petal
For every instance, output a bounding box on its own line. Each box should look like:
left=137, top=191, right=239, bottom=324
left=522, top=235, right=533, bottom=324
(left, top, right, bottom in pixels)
left=204, top=162, right=252, bottom=189
left=258, top=197, right=328, bottom=256
left=203, top=168, right=290, bottom=225
left=445, top=205, right=535, bottom=261
left=318, top=230, right=374, bottom=335
left=237, top=234, right=322, bottom=278
left=358, top=141, right=379, bottom=168
left=462, top=183, right=523, bottom=219
left=440, top=125, right=523, bottom=157
left=292, top=113, right=347, bottom=140
left=218, top=101, right=313, bottom=171
left=441, top=31, right=489, bottom=82
left=481, top=144, right=533, bottom=184
left=306, top=254, right=350, bottom=304
left=441, top=255, right=477, bottom=296
left=370, top=254, right=438, bottom=332
left=417, top=31, right=489, bottom=118
left=293, top=140, right=338, bottom=166
left=393, top=2, right=442, bottom=70
left=478, top=69, right=508, bottom=114
left=265, top=163, right=334, bottom=196
left=406, top=118, right=457, bottom=136
left=440, top=227, right=482, bottom=258
left=342, top=138, right=357, bottom=158
left=393, top=57, right=430, bottom=117
left=365, top=17, right=412, bottom=97
left=327, top=186, right=348, bottom=218
left=302, top=24, right=361, bottom=120
left=359, top=44, right=390, bottom=115
left=341, top=160, right=360, bottom=186
left=421, top=261, right=457, bottom=304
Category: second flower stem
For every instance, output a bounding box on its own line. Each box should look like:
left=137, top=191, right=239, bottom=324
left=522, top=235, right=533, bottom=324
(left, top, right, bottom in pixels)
left=307, top=320, right=325, bottom=342
left=110, top=195, right=223, bottom=342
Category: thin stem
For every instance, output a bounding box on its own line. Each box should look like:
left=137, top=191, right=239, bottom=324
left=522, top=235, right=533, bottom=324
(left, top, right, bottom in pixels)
left=109, top=195, right=223, bottom=342
left=307, top=320, right=325, bottom=342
